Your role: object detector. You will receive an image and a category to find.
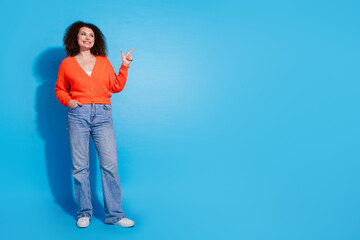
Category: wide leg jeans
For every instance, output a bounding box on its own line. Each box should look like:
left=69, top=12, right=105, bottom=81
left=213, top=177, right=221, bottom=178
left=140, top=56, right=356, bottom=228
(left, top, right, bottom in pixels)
left=67, top=103, right=125, bottom=223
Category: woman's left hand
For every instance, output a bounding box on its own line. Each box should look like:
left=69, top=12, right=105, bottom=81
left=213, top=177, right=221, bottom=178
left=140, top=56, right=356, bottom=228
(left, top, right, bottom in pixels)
left=121, top=48, right=134, bottom=67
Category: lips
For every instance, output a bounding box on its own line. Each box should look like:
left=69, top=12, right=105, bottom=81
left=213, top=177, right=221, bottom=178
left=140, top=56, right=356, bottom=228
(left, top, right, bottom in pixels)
left=83, top=41, right=91, bottom=44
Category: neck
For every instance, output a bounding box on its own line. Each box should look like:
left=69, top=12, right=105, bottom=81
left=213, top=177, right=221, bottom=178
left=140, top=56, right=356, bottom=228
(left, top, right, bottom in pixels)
left=76, top=49, right=93, bottom=59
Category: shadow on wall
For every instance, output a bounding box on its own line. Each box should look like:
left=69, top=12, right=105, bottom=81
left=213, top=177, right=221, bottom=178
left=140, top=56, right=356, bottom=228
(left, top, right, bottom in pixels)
left=33, top=47, right=105, bottom=222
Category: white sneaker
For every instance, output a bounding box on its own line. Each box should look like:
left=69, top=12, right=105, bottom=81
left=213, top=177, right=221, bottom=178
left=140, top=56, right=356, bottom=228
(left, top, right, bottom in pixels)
left=77, top=217, right=90, bottom=228
left=114, top=217, right=135, bottom=227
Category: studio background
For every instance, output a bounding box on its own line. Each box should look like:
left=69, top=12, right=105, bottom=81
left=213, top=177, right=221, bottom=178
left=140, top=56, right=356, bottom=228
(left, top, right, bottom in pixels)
left=0, top=0, right=359, bottom=239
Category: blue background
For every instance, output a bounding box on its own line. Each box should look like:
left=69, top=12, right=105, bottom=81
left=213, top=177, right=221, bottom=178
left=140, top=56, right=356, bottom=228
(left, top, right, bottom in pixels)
left=0, top=0, right=359, bottom=239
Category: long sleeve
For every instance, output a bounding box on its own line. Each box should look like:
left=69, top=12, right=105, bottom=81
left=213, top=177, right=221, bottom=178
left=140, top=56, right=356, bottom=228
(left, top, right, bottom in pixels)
left=108, top=61, right=129, bottom=93
left=54, top=61, right=72, bottom=106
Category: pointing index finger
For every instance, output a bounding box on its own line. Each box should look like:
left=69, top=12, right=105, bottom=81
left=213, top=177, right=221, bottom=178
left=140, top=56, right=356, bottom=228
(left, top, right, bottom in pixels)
left=126, top=48, right=135, bottom=56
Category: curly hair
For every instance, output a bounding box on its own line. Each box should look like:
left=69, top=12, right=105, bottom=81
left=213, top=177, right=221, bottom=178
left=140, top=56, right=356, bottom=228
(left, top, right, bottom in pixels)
left=63, top=21, right=107, bottom=56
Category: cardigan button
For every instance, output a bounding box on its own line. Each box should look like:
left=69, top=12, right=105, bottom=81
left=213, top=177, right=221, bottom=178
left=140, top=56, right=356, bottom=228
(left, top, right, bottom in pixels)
left=90, top=88, right=93, bottom=91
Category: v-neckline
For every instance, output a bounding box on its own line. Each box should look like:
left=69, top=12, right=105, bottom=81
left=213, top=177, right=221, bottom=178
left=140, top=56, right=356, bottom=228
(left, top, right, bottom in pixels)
left=73, top=55, right=98, bottom=78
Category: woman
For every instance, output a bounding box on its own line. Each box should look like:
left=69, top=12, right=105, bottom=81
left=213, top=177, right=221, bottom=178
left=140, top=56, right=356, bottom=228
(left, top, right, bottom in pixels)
left=55, top=21, right=135, bottom=228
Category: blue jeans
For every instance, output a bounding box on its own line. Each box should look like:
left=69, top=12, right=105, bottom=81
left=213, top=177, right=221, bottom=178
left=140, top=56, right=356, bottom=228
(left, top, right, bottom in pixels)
left=67, top=103, right=125, bottom=223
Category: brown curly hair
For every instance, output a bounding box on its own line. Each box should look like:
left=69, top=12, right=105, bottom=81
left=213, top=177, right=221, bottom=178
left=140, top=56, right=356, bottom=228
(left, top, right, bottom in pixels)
left=63, top=21, right=107, bottom=56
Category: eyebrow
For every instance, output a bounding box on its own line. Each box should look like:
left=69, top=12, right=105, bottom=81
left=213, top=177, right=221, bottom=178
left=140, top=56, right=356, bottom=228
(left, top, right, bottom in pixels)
left=81, top=31, right=94, bottom=35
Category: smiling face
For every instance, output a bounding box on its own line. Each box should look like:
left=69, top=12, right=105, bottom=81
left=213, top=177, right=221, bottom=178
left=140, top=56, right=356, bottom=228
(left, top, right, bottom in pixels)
left=77, top=27, right=95, bottom=50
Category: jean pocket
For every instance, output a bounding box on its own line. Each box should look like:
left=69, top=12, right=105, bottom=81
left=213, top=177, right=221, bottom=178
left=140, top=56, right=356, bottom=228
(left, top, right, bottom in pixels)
left=103, top=104, right=112, bottom=110
left=69, top=105, right=80, bottom=111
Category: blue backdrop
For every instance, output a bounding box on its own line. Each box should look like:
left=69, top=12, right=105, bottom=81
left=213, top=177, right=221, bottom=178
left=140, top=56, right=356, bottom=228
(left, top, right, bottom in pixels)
left=0, top=0, right=359, bottom=239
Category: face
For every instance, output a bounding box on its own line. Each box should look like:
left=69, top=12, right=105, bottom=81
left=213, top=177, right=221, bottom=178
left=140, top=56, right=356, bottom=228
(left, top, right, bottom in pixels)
left=77, top=27, right=95, bottom=50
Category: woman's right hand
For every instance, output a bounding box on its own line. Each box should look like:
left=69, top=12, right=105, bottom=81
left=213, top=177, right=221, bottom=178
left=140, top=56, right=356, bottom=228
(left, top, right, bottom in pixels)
left=69, top=100, right=83, bottom=109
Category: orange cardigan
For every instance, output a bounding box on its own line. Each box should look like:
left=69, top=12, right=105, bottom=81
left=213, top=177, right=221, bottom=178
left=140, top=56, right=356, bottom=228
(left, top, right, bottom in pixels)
left=55, top=55, right=129, bottom=106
